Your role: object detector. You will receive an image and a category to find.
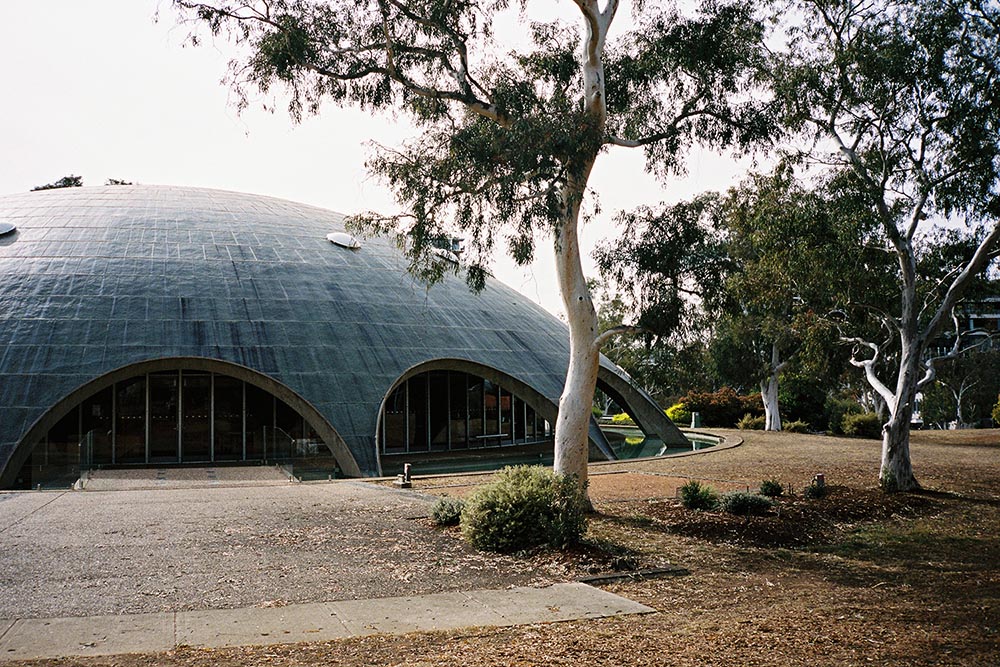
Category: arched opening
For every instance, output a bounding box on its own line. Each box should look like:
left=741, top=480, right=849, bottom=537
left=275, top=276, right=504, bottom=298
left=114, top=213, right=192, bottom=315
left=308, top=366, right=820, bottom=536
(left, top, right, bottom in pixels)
left=375, top=362, right=560, bottom=476
left=4, top=358, right=360, bottom=489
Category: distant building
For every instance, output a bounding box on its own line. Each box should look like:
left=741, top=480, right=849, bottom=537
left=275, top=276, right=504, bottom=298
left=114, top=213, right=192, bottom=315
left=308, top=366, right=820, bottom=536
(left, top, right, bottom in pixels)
left=0, top=186, right=684, bottom=488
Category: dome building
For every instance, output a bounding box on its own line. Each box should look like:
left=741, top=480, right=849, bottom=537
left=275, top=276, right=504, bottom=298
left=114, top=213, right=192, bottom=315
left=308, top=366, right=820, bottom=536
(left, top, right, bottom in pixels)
left=0, top=186, right=684, bottom=489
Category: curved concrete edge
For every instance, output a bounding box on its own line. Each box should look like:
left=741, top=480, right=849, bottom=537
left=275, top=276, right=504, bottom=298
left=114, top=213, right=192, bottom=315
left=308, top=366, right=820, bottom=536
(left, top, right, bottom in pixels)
left=0, top=583, right=654, bottom=661
left=588, top=430, right=743, bottom=468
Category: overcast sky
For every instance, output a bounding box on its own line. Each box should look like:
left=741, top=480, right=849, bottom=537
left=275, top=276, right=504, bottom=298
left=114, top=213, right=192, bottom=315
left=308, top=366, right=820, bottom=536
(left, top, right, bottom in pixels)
left=0, top=0, right=757, bottom=317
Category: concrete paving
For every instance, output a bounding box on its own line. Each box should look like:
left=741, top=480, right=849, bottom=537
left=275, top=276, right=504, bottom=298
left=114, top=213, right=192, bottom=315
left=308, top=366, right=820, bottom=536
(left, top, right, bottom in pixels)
left=0, top=583, right=655, bottom=660
left=82, top=465, right=292, bottom=491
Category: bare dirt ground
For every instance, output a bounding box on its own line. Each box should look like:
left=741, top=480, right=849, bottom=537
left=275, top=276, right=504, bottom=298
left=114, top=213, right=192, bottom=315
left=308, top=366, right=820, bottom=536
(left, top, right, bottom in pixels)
left=7, top=429, right=1000, bottom=666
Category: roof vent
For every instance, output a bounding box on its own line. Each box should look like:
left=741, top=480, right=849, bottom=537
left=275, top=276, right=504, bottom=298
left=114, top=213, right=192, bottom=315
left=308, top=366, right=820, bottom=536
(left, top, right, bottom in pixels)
left=327, top=232, right=361, bottom=249
left=0, top=222, right=16, bottom=237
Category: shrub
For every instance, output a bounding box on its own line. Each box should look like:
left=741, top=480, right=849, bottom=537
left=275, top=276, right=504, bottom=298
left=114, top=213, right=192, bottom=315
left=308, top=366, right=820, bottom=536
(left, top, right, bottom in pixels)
left=825, top=396, right=863, bottom=435
left=611, top=412, right=635, bottom=426
left=679, top=480, right=719, bottom=510
left=841, top=412, right=883, bottom=438
left=737, top=413, right=765, bottom=430
left=592, top=405, right=604, bottom=419
left=431, top=497, right=465, bottom=526
left=759, top=479, right=784, bottom=497
left=992, top=395, right=1000, bottom=426
left=460, top=466, right=588, bottom=552
left=680, top=387, right=763, bottom=427
left=720, top=491, right=774, bottom=516
left=783, top=420, right=810, bottom=433
left=665, top=402, right=691, bottom=426
left=803, top=480, right=828, bottom=499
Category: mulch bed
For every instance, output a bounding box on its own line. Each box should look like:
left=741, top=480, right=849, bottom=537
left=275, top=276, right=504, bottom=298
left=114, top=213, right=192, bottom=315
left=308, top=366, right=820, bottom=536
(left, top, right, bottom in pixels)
left=627, top=485, right=943, bottom=548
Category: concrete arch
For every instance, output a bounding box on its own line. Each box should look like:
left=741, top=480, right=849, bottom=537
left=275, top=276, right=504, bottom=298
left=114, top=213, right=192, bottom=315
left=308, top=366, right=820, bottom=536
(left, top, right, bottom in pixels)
left=372, top=358, right=616, bottom=476
left=597, top=361, right=688, bottom=447
left=0, top=357, right=362, bottom=487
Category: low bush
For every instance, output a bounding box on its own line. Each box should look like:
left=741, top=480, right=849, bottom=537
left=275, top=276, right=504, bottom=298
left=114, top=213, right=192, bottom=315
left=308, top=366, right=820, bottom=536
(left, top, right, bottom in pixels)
left=825, top=396, right=863, bottom=434
left=783, top=420, right=810, bottom=433
left=992, top=395, right=1000, bottom=426
left=431, top=497, right=465, bottom=526
left=679, top=480, right=719, bottom=510
left=666, top=402, right=691, bottom=426
left=592, top=405, right=604, bottom=419
left=680, top=387, right=763, bottom=427
left=460, top=466, right=588, bottom=553
left=611, top=412, right=635, bottom=426
left=841, top=412, right=883, bottom=438
left=804, top=480, right=828, bottom=499
left=720, top=491, right=774, bottom=516
left=759, top=479, right=784, bottom=497
left=737, top=413, right=765, bottom=430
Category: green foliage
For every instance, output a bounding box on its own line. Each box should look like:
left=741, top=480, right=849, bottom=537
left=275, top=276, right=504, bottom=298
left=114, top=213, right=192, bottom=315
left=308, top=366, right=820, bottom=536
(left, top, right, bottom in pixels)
left=841, top=412, right=883, bottom=439
left=772, top=0, right=1000, bottom=488
left=825, top=396, right=863, bottom=435
left=720, top=491, right=773, bottom=516
left=679, top=480, right=719, bottom=511
left=592, top=405, right=604, bottom=419
left=31, top=175, right=82, bottom=191
left=431, top=497, right=465, bottom=526
left=759, top=479, right=783, bottom=497
left=737, top=413, right=765, bottom=430
left=460, top=466, right=588, bottom=553
left=611, top=412, right=635, bottom=426
left=665, top=402, right=691, bottom=425
left=782, top=420, right=810, bottom=433
left=803, top=480, right=828, bottom=500
left=993, top=395, right=1000, bottom=426
left=678, top=387, right=761, bottom=427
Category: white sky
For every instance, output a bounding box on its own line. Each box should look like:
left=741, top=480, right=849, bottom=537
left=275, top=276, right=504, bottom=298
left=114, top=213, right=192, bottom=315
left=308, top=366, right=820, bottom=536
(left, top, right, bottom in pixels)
left=0, top=0, right=756, bottom=317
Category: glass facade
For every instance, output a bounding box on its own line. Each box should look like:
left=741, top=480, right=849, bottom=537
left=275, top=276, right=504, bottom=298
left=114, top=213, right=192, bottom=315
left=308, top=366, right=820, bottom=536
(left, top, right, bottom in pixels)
left=379, top=370, right=551, bottom=454
left=20, top=369, right=327, bottom=487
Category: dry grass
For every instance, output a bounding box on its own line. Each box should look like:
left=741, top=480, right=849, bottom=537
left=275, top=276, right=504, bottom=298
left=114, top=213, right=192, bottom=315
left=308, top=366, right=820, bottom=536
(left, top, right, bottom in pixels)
left=10, top=429, right=1000, bottom=666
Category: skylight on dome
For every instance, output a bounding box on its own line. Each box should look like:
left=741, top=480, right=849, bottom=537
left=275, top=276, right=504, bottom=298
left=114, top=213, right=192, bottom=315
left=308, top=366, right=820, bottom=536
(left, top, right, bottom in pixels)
left=0, top=222, right=16, bottom=236
left=327, top=232, right=361, bottom=249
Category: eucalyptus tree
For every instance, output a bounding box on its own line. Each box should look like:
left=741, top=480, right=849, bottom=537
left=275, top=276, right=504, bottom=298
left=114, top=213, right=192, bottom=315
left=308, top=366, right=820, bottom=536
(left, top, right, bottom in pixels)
left=599, top=166, right=866, bottom=431
left=171, top=0, right=771, bottom=489
left=771, top=0, right=1000, bottom=490
left=31, top=175, right=83, bottom=191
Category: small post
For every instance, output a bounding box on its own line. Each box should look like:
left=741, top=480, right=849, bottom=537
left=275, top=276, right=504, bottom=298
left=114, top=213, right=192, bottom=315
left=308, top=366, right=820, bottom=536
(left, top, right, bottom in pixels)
left=393, top=463, right=413, bottom=488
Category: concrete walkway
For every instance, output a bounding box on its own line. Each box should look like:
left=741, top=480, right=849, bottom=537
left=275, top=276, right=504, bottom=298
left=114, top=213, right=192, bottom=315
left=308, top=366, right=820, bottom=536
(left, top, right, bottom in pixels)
left=0, top=583, right=654, bottom=660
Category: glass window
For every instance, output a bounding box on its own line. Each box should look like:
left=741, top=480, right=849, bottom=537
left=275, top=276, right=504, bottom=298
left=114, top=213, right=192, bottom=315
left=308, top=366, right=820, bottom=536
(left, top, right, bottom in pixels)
left=448, top=372, right=468, bottom=449
left=274, top=398, right=302, bottom=459
left=116, top=376, right=146, bottom=463
left=82, top=387, right=113, bottom=464
left=483, top=379, right=499, bottom=439
left=499, top=387, right=513, bottom=444
left=148, top=371, right=179, bottom=462
left=428, top=372, right=449, bottom=451
left=47, top=405, right=80, bottom=469
left=214, top=375, right=243, bottom=460
left=181, top=373, right=211, bottom=462
left=407, top=376, right=428, bottom=452
left=244, top=383, right=272, bottom=460
left=466, top=376, right=484, bottom=445
left=382, top=384, right=406, bottom=453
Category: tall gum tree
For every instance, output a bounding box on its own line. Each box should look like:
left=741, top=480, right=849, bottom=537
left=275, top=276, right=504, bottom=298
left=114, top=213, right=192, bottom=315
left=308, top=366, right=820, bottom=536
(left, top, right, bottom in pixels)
left=772, top=0, right=1000, bottom=490
left=597, top=166, right=870, bottom=431
left=172, top=0, right=772, bottom=490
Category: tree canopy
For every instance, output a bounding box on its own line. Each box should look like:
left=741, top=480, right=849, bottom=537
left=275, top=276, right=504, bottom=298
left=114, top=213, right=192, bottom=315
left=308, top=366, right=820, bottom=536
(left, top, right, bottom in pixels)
left=173, top=0, right=773, bottom=489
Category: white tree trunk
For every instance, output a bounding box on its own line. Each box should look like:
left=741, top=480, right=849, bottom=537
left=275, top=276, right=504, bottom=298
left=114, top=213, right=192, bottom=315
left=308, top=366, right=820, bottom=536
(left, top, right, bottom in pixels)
left=761, top=375, right=781, bottom=431
left=760, top=341, right=783, bottom=431
left=552, top=178, right=599, bottom=495
left=879, top=345, right=921, bottom=492
left=549, top=1, right=614, bottom=496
